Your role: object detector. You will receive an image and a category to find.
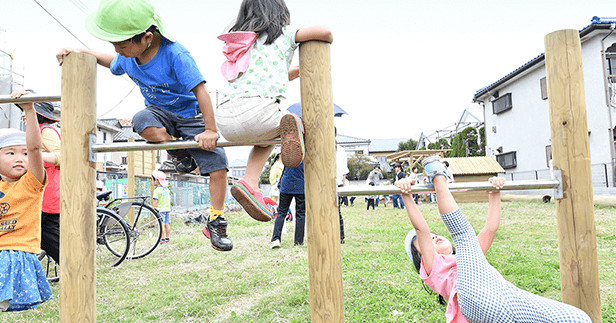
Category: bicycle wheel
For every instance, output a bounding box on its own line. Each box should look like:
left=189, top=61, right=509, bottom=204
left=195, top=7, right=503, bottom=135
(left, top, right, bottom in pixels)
left=37, top=250, right=59, bottom=282
left=97, top=208, right=130, bottom=267
left=120, top=202, right=162, bottom=259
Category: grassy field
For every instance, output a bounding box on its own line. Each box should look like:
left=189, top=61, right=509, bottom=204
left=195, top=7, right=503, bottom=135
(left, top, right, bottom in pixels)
left=4, top=199, right=615, bottom=322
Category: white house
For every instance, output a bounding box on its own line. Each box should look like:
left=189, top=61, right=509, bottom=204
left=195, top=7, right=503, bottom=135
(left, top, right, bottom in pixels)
left=473, top=16, right=616, bottom=192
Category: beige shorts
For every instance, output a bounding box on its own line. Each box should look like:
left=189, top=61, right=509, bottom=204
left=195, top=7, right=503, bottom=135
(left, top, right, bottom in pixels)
left=216, top=97, right=287, bottom=142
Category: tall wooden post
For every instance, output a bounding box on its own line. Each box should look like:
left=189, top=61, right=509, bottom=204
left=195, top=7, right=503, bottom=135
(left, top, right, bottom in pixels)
left=544, top=29, right=602, bottom=321
left=299, top=41, right=344, bottom=322
left=60, top=52, right=97, bottom=322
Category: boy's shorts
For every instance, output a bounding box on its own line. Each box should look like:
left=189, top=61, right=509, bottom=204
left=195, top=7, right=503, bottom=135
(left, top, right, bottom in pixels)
left=132, top=106, right=228, bottom=175
left=159, top=211, right=171, bottom=224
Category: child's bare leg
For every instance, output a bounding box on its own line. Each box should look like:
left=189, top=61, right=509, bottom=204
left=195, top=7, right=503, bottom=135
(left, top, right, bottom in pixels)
left=139, top=126, right=172, bottom=142
left=433, top=176, right=458, bottom=215
left=243, top=145, right=275, bottom=189
left=209, top=168, right=228, bottom=210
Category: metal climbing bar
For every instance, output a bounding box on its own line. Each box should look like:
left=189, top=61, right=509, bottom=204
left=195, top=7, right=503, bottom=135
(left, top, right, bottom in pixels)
left=0, top=94, right=61, bottom=104
left=337, top=179, right=560, bottom=196
left=92, top=139, right=280, bottom=153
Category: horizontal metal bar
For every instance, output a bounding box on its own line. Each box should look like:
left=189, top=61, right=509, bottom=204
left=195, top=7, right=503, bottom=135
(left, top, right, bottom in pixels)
left=92, top=139, right=280, bottom=152
left=337, top=179, right=560, bottom=196
left=0, top=94, right=61, bottom=104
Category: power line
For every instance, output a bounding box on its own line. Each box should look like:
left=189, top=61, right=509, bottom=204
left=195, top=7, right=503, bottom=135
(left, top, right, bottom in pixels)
left=33, top=0, right=90, bottom=50
left=98, top=85, right=138, bottom=118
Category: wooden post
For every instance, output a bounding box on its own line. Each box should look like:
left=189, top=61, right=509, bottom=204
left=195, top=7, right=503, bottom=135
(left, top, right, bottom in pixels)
left=60, top=52, right=97, bottom=322
left=544, top=29, right=602, bottom=321
left=299, top=41, right=344, bottom=322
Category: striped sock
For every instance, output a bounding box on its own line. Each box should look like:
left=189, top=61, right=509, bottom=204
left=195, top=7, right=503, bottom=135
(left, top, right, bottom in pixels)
left=210, top=205, right=224, bottom=221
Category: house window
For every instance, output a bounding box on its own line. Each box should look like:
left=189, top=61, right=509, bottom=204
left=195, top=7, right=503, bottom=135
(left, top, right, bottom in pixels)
left=545, top=145, right=552, bottom=168
left=540, top=77, right=548, bottom=100
left=492, top=93, right=512, bottom=114
left=496, top=151, right=516, bottom=169
left=121, top=156, right=127, bottom=165
left=103, top=132, right=107, bottom=142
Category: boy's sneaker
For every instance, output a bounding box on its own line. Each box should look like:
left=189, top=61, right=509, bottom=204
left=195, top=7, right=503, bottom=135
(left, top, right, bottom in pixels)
left=231, top=179, right=274, bottom=221
left=167, top=149, right=198, bottom=174
left=202, top=216, right=233, bottom=251
left=421, top=155, right=448, bottom=183
left=280, top=113, right=305, bottom=168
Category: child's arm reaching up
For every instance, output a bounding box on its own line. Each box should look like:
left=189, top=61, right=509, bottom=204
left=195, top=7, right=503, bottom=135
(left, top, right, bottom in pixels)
left=11, top=90, right=45, bottom=184
left=476, top=177, right=505, bottom=254
left=396, top=177, right=437, bottom=273
left=56, top=48, right=115, bottom=68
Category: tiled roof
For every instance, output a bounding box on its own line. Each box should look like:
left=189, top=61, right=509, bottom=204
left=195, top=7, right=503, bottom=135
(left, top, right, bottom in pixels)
left=444, top=156, right=505, bottom=175
left=336, top=134, right=370, bottom=144
left=113, top=126, right=145, bottom=142
left=473, top=16, right=616, bottom=100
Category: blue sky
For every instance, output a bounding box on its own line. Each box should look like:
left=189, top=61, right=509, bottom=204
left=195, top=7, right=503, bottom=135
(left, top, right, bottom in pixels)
left=1, top=0, right=615, bottom=161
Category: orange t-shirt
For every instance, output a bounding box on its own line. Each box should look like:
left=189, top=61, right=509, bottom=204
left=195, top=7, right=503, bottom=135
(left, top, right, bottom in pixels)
left=0, top=171, right=46, bottom=254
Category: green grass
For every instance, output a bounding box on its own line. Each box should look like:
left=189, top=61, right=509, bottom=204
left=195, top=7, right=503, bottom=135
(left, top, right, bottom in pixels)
left=4, top=200, right=615, bottom=322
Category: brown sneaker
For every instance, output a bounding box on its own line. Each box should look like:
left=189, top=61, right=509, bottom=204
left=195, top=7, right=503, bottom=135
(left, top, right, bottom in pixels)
left=279, top=113, right=305, bottom=168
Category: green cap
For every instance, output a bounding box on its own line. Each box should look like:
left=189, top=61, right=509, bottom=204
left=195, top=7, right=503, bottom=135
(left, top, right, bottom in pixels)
left=85, top=0, right=174, bottom=42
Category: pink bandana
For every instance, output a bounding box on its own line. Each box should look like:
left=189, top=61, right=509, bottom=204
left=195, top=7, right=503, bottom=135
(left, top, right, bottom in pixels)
left=218, top=32, right=258, bottom=81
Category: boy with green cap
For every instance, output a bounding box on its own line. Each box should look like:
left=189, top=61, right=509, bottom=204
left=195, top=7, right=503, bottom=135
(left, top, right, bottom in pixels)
left=56, top=0, right=232, bottom=251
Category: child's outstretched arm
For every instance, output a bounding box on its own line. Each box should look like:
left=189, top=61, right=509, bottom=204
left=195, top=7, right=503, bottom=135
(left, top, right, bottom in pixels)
left=396, top=177, right=437, bottom=273
left=192, top=83, right=218, bottom=151
left=56, top=48, right=115, bottom=68
left=476, top=177, right=505, bottom=254
left=295, top=26, right=333, bottom=43
left=11, top=90, right=45, bottom=184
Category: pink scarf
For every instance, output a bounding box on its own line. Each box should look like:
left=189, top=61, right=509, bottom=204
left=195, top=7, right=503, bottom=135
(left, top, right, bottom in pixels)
left=218, top=32, right=258, bottom=81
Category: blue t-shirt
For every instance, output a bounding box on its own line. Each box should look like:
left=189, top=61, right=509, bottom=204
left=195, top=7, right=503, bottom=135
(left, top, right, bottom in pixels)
left=280, top=162, right=304, bottom=195
left=110, top=38, right=205, bottom=118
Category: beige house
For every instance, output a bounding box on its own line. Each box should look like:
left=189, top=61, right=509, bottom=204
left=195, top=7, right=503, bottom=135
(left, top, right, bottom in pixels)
left=443, top=156, right=505, bottom=202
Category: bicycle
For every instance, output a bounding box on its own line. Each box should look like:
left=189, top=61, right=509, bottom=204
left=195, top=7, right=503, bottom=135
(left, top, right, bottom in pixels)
left=104, top=195, right=163, bottom=259
left=38, top=192, right=131, bottom=281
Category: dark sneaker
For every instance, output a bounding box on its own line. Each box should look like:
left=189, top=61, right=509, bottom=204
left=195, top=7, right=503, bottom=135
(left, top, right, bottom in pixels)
left=202, top=217, right=233, bottom=251
left=167, top=149, right=198, bottom=174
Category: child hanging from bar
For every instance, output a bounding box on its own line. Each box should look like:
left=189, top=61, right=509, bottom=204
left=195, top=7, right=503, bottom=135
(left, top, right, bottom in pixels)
left=0, top=90, right=53, bottom=311
left=399, top=155, right=591, bottom=322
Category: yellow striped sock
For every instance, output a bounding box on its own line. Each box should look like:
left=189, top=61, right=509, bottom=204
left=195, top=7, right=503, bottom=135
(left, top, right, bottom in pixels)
left=210, top=206, right=224, bottom=220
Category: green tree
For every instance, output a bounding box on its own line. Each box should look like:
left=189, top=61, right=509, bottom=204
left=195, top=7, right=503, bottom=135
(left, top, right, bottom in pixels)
left=447, top=126, right=482, bottom=157
left=398, top=138, right=419, bottom=151
left=347, top=155, right=373, bottom=180
left=259, top=153, right=279, bottom=184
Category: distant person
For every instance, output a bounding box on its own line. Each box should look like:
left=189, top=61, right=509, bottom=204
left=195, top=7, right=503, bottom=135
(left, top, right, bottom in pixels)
left=391, top=164, right=406, bottom=209
left=56, top=0, right=231, bottom=251
left=366, top=182, right=377, bottom=211
left=268, top=153, right=283, bottom=203
left=270, top=162, right=305, bottom=248
left=399, top=155, right=591, bottom=322
left=151, top=170, right=171, bottom=244
left=217, top=0, right=333, bottom=223
left=367, top=165, right=383, bottom=206
left=408, top=166, right=420, bottom=204
left=335, top=129, right=347, bottom=243
left=0, top=90, right=53, bottom=311
left=443, top=160, right=455, bottom=183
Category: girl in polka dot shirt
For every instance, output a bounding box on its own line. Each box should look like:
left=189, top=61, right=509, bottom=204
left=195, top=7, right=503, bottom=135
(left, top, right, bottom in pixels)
left=217, top=0, right=333, bottom=223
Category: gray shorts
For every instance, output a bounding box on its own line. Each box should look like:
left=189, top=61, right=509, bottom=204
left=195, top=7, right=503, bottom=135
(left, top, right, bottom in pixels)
left=132, top=106, right=228, bottom=175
